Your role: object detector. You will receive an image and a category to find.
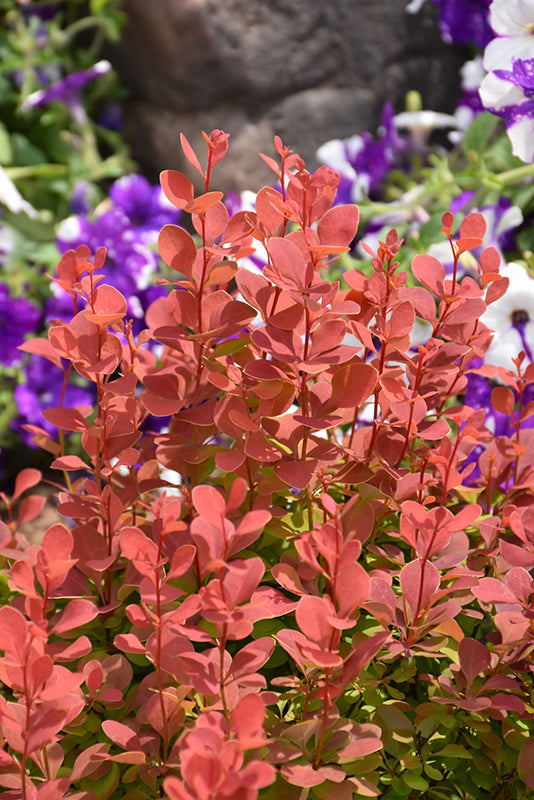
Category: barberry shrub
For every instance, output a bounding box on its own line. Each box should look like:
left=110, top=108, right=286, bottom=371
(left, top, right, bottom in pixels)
left=2, top=131, right=534, bottom=800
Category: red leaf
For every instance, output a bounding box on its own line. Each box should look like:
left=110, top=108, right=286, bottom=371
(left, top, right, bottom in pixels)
left=41, top=406, right=91, bottom=432
left=17, top=494, right=46, bottom=526
left=317, top=204, right=359, bottom=247
left=180, top=132, right=205, bottom=176
left=330, top=363, right=378, bottom=408
left=158, top=224, right=197, bottom=279
left=185, top=191, right=224, bottom=215
left=460, top=212, right=486, bottom=241
left=51, top=599, right=98, bottom=635
left=296, top=595, right=333, bottom=646
left=472, top=577, right=518, bottom=605
left=458, top=637, right=490, bottom=690
left=412, top=254, right=445, bottom=295
left=491, top=386, right=515, bottom=416
left=0, top=607, right=27, bottom=655
left=85, top=284, right=127, bottom=325
left=102, top=719, right=142, bottom=750
left=12, top=467, right=42, bottom=501
left=160, top=170, right=195, bottom=209
left=51, top=455, right=90, bottom=471
left=120, top=527, right=160, bottom=576
left=275, top=459, right=317, bottom=490
left=18, top=337, right=64, bottom=369
left=192, top=484, right=226, bottom=527
left=399, top=559, right=440, bottom=619
left=230, top=693, right=266, bottom=749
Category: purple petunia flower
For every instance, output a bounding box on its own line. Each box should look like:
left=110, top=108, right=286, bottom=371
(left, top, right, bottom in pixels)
left=480, top=57, right=534, bottom=162
left=108, top=174, right=180, bottom=244
left=0, top=284, right=40, bottom=366
left=431, top=0, right=493, bottom=47
left=13, top=356, right=95, bottom=447
left=21, top=60, right=112, bottom=125
left=316, top=104, right=402, bottom=203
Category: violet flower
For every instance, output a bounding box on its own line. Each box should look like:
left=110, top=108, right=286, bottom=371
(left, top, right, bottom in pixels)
left=480, top=57, right=534, bottom=162
left=316, top=104, right=401, bottom=203
left=483, top=0, right=534, bottom=71
left=109, top=174, right=180, bottom=244
left=431, top=0, right=493, bottom=47
left=13, top=356, right=95, bottom=446
left=21, top=60, right=112, bottom=125
left=0, top=284, right=40, bottom=367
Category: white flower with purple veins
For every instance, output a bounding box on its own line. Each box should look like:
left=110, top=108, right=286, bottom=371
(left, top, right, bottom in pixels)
left=481, top=262, right=534, bottom=370
left=21, top=60, right=111, bottom=125
left=483, top=0, right=534, bottom=71
left=480, top=57, right=534, bottom=161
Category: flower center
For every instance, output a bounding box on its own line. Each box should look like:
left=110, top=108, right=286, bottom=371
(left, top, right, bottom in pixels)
left=512, top=309, right=529, bottom=327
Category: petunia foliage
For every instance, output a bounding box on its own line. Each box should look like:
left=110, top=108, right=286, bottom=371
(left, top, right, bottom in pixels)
left=2, top=131, right=534, bottom=800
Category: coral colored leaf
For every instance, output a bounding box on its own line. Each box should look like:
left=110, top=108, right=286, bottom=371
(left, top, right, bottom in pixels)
left=317, top=204, right=359, bottom=246
left=51, top=455, right=90, bottom=471
left=479, top=246, right=500, bottom=274
left=158, top=224, right=197, bottom=278
left=114, top=633, right=146, bottom=654
left=399, top=559, right=440, bottom=619
left=0, top=607, right=27, bottom=654
left=41, top=406, right=91, bottom=432
left=186, top=191, right=224, bottom=215
left=472, top=577, right=518, bottom=605
left=276, top=459, right=317, bottom=490
left=296, top=595, right=332, bottom=645
left=192, top=484, right=226, bottom=527
left=266, top=236, right=310, bottom=288
left=17, top=494, right=46, bottom=526
left=18, top=336, right=64, bottom=369
left=164, top=776, right=195, bottom=800
left=282, top=763, right=333, bottom=787
left=505, top=567, right=534, bottom=604
left=230, top=693, right=266, bottom=748
left=102, top=719, right=142, bottom=750
left=458, top=637, right=490, bottom=690
left=460, top=212, right=486, bottom=241
left=215, top=449, right=246, bottom=472
left=486, top=275, right=509, bottom=304
left=119, top=527, right=160, bottom=575
left=160, top=169, right=195, bottom=209
left=168, top=544, right=196, bottom=579
left=229, top=638, right=275, bottom=680
left=491, top=386, right=515, bottom=416
left=442, top=211, right=454, bottom=231
left=331, top=363, right=378, bottom=408
left=180, top=132, right=205, bottom=175
left=12, top=467, right=42, bottom=501
left=51, top=599, right=98, bottom=635
left=412, top=254, right=445, bottom=295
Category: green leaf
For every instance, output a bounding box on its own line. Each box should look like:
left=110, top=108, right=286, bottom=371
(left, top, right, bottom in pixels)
left=433, top=744, right=473, bottom=759
left=424, top=764, right=443, bottom=781
left=0, top=121, right=13, bottom=164
left=402, top=773, right=429, bottom=791
left=462, top=112, right=500, bottom=156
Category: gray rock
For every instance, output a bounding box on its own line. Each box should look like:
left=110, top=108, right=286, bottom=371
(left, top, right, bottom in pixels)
left=107, top=0, right=464, bottom=192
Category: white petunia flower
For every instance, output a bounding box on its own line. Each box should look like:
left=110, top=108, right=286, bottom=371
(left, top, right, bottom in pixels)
left=0, top=165, right=38, bottom=218
left=484, top=0, right=534, bottom=70
left=481, top=262, right=534, bottom=370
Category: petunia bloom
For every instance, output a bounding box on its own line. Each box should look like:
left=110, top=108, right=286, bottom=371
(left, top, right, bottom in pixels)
left=432, top=0, right=493, bottom=47
left=0, top=284, right=40, bottom=366
left=483, top=0, right=534, bottom=71
left=21, top=60, right=112, bottom=125
left=481, top=262, right=534, bottom=370
left=480, top=58, right=534, bottom=162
